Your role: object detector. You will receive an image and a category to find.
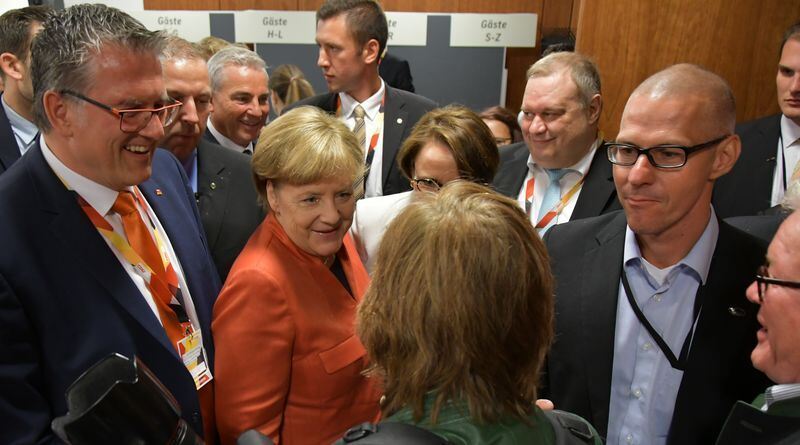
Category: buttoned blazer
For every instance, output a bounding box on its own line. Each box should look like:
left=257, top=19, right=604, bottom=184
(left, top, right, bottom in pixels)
left=195, top=138, right=264, bottom=282
left=491, top=141, right=620, bottom=220
left=285, top=85, right=437, bottom=196
left=541, top=210, right=771, bottom=445
left=0, top=144, right=221, bottom=444
left=0, top=94, right=21, bottom=174
left=213, top=214, right=381, bottom=445
left=713, top=114, right=781, bottom=218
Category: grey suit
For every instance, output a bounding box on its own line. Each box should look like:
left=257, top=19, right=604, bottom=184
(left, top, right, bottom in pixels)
left=285, top=85, right=437, bottom=196
left=542, top=211, right=771, bottom=444
left=491, top=141, right=620, bottom=219
left=195, top=139, right=264, bottom=282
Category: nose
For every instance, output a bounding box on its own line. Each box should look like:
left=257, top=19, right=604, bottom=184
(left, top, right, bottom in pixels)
left=181, top=97, right=199, bottom=125
left=246, top=97, right=264, bottom=117
left=526, top=114, right=547, bottom=135
left=791, top=74, right=800, bottom=93
left=626, top=152, right=656, bottom=186
left=317, top=47, right=329, bottom=68
left=318, top=197, right=342, bottom=225
left=142, top=110, right=166, bottom=140
left=745, top=280, right=761, bottom=305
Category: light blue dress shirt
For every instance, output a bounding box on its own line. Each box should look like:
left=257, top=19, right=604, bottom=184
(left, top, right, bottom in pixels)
left=1, top=94, right=38, bottom=156
left=606, top=207, right=719, bottom=445
left=181, top=149, right=198, bottom=194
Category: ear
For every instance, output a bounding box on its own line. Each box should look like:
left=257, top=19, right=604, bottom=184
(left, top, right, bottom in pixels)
left=0, top=52, right=23, bottom=81
left=362, top=39, right=380, bottom=65
left=586, top=93, right=602, bottom=125
left=709, top=134, right=741, bottom=180
left=266, top=180, right=280, bottom=214
left=43, top=91, right=73, bottom=137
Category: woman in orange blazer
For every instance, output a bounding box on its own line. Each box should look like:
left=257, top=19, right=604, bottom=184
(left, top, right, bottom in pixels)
left=212, top=107, right=381, bottom=445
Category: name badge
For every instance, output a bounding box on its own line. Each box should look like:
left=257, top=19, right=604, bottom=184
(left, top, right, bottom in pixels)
left=177, top=329, right=212, bottom=390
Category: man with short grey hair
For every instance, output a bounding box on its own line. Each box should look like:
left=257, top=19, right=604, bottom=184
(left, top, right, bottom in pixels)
left=493, top=51, right=620, bottom=234
left=204, top=45, right=269, bottom=154
left=0, top=5, right=220, bottom=443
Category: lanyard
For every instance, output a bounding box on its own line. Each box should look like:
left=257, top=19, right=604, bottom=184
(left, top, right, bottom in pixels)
left=74, top=188, right=192, bottom=330
left=620, top=268, right=703, bottom=371
left=525, top=174, right=586, bottom=229
left=336, top=93, right=385, bottom=165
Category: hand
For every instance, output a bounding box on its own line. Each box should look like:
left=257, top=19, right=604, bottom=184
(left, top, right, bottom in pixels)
left=536, top=398, right=554, bottom=411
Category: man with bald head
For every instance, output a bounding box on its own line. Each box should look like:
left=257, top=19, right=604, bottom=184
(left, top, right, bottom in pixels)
left=543, top=64, right=771, bottom=445
left=159, top=36, right=263, bottom=282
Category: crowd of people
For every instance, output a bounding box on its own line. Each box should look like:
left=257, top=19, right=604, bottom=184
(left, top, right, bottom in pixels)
left=0, top=1, right=798, bottom=445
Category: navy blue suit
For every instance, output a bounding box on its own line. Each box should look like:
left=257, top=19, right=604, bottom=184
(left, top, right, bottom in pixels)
left=0, top=144, right=221, bottom=444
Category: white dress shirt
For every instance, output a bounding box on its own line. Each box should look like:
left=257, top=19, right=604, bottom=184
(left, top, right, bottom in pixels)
left=516, top=139, right=600, bottom=226
left=207, top=119, right=254, bottom=154
left=771, top=115, right=800, bottom=206
left=40, top=136, right=202, bottom=333
left=339, top=80, right=386, bottom=198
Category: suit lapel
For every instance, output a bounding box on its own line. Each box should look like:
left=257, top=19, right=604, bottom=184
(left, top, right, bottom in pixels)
left=381, top=86, right=407, bottom=189
left=492, top=142, right=529, bottom=198
left=580, top=211, right=627, bottom=430
left=0, top=98, right=21, bottom=172
left=28, top=145, right=178, bottom=357
left=572, top=146, right=617, bottom=220
left=752, top=116, right=780, bottom=203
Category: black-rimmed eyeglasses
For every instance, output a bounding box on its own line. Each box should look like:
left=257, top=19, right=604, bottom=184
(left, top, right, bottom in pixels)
left=61, top=90, right=182, bottom=133
left=411, top=177, right=442, bottom=192
left=606, top=135, right=730, bottom=168
left=755, top=265, right=800, bottom=302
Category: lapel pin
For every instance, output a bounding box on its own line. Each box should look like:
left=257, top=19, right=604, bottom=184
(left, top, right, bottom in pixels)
left=728, top=306, right=746, bottom=317
left=210, top=182, right=217, bottom=190
left=396, top=117, right=403, bottom=124
left=155, top=189, right=163, bottom=196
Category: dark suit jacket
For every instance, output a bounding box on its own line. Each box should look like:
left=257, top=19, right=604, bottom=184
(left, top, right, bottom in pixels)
left=203, top=127, right=220, bottom=146
left=0, top=94, right=21, bottom=174
left=286, top=85, right=437, bottom=196
left=379, top=53, right=415, bottom=93
left=0, top=144, right=221, bottom=444
left=715, top=394, right=800, bottom=445
left=492, top=141, right=621, bottom=219
left=713, top=114, right=780, bottom=218
left=542, top=211, right=771, bottom=445
left=196, top=138, right=264, bottom=282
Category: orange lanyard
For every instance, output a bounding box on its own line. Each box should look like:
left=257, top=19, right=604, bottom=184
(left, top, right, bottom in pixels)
left=525, top=174, right=585, bottom=229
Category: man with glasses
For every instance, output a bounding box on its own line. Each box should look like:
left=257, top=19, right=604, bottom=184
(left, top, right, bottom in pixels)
left=493, top=51, right=620, bottom=234
left=159, top=36, right=263, bottom=282
left=542, top=64, right=771, bottom=445
left=0, top=5, right=221, bottom=443
left=714, top=211, right=800, bottom=443
left=0, top=5, right=51, bottom=174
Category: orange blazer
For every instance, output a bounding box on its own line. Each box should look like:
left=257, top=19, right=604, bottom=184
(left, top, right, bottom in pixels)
left=212, top=213, right=381, bottom=445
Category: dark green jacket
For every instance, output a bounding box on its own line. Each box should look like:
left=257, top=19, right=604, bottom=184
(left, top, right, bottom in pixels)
left=715, top=391, right=800, bottom=444
left=386, top=395, right=603, bottom=445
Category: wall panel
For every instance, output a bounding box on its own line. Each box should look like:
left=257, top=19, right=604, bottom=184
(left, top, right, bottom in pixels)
left=576, top=0, right=800, bottom=138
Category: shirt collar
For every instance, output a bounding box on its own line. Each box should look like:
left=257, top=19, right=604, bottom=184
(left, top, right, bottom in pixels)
left=2, top=94, right=38, bottom=144
left=339, top=79, right=385, bottom=121
left=764, top=383, right=800, bottom=409
left=206, top=118, right=252, bottom=153
left=780, top=115, right=800, bottom=148
left=40, top=136, right=128, bottom=216
left=526, top=137, right=601, bottom=176
left=623, top=206, right=719, bottom=284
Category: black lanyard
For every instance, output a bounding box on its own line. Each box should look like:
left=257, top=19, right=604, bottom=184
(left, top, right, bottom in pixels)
left=620, top=268, right=703, bottom=371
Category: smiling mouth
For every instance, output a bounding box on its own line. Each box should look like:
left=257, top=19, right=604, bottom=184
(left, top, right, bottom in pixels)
left=124, top=144, right=150, bottom=154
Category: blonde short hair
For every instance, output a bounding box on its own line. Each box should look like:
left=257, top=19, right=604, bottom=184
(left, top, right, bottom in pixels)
left=252, top=106, right=365, bottom=206
left=357, top=181, right=554, bottom=424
